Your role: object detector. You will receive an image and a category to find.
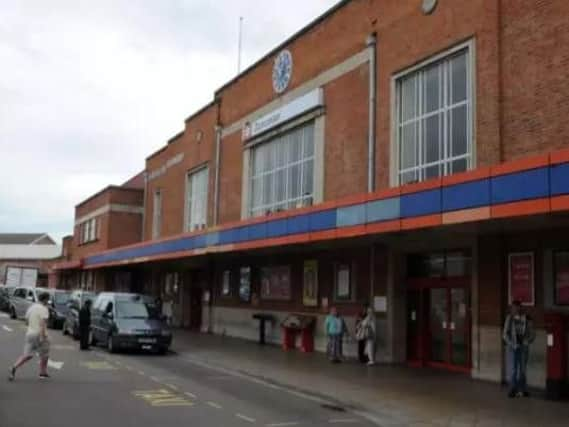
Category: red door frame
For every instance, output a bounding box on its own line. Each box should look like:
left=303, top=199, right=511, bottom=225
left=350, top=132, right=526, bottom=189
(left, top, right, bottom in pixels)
left=407, top=276, right=471, bottom=373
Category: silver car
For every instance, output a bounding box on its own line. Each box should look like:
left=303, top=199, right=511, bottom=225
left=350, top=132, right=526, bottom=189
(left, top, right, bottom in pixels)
left=9, top=287, right=46, bottom=319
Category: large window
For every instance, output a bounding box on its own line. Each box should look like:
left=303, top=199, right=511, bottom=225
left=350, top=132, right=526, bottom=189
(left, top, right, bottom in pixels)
left=396, top=48, right=472, bottom=184
left=249, top=122, right=314, bottom=217
left=79, top=218, right=97, bottom=244
left=185, top=167, right=208, bottom=232
left=152, top=190, right=162, bottom=239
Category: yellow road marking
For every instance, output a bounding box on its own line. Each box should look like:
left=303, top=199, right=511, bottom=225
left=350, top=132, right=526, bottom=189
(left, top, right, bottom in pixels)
left=132, top=389, right=194, bottom=407
left=81, top=361, right=117, bottom=370
left=165, top=383, right=178, bottom=391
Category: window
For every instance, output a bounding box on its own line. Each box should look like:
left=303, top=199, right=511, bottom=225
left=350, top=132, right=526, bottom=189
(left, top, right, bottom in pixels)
left=185, top=167, right=209, bottom=232
left=249, top=122, right=314, bottom=217
left=152, top=190, right=162, bottom=239
left=396, top=47, right=472, bottom=184
left=79, top=218, right=97, bottom=244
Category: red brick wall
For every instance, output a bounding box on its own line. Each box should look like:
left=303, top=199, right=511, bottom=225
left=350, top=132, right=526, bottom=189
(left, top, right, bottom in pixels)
left=324, top=64, right=369, bottom=200
left=218, top=132, right=243, bottom=224
left=500, top=0, right=569, bottom=160
left=107, top=211, right=143, bottom=249
left=145, top=103, right=218, bottom=239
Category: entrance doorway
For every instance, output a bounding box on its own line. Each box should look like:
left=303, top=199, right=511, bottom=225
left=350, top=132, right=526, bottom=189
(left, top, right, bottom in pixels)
left=406, top=251, right=471, bottom=372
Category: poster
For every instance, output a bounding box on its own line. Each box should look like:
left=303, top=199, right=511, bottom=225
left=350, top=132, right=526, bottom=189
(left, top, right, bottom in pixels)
left=373, top=296, right=387, bottom=313
left=554, top=252, right=569, bottom=305
left=239, top=267, right=251, bottom=302
left=336, top=264, right=351, bottom=300
left=260, top=266, right=291, bottom=300
left=221, top=270, right=231, bottom=297
left=303, top=260, right=318, bottom=307
left=508, top=252, right=534, bottom=306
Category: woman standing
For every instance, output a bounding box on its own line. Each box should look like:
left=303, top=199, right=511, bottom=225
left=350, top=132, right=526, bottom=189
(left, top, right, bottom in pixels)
left=325, top=306, right=342, bottom=363
left=361, top=307, right=376, bottom=365
left=355, top=305, right=369, bottom=364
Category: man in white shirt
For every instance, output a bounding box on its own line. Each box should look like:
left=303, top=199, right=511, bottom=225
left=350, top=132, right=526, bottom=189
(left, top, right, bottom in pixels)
left=8, top=292, right=51, bottom=381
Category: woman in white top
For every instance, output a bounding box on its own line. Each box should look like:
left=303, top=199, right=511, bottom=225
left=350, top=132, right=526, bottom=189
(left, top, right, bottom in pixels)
left=361, top=307, right=376, bottom=366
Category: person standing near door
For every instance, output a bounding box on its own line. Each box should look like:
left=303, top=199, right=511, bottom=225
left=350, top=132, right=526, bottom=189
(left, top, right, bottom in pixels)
left=503, top=300, right=535, bottom=398
left=361, top=306, right=377, bottom=366
left=79, top=299, right=92, bottom=351
left=355, top=305, right=369, bottom=364
left=8, top=292, right=51, bottom=381
left=325, top=306, right=342, bottom=363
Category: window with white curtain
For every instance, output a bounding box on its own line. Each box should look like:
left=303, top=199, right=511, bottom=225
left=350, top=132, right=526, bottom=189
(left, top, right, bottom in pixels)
left=152, top=190, right=162, bottom=239
left=397, top=48, right=472, bottom=185
left=185, top=167, right=209, bottom=232
left=249, top=121, right=315, bottom=217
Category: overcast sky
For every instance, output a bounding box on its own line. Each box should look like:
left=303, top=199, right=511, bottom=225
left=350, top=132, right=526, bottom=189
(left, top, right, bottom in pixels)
left=0, top=0, right=338, bottom=243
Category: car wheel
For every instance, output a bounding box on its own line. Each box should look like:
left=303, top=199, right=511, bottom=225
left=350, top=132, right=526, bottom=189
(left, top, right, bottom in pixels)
left=10, top=307, right=16, bottom=319
left=107, top=334, right=116, bottom=353
left=62, top=321, right=68, bottom=336
left=157, top=347, right=168, bottom=356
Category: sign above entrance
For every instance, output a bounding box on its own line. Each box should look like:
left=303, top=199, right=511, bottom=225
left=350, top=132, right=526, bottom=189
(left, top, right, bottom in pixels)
left=242, top=88, right=323, bottom=141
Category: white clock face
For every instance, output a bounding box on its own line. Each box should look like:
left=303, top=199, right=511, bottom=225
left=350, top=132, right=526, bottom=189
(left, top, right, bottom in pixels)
left=272, top=50, right=293, bottom=94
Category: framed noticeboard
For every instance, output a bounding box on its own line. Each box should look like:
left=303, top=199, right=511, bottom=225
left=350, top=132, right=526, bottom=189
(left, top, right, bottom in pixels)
left=554, top=251, right=569, bottom=306
left=260, top=266, right=291, bottom=300
left=508, top=252, right=535, bottom=306
left=239, top=267, right=251, bottom=302
left=334, top=263, right=353, bottom=301
left=303, top=260, right=318, bottom=307
left=221, top=270, right=231, bottom=297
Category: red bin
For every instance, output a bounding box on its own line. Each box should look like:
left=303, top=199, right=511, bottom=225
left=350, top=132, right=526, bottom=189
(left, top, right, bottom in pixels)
left=544, top=313, right=567, bottom=400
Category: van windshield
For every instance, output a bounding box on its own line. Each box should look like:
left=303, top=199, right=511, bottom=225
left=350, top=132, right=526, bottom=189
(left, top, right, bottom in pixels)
left=115, top=301, right=150, bottom=319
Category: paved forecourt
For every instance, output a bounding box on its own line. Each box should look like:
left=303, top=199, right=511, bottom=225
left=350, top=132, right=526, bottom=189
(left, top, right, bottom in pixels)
left=0, top=312, right=374, bottom=427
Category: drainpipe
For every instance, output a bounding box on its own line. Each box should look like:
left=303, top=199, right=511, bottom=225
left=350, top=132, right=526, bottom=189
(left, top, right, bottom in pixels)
left=366, top=33, right=377, bottom=193
left=141, top=171, right=148, bottom=241
left=213, top=125, right=222, bottom=226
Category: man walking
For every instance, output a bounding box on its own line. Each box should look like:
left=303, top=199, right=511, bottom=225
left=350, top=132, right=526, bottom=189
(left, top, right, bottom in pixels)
left=8, top=292, right=51, bottom=381
left=503, top=300, right=535, bottom=397
left=79, top=299, right=92, bottom=351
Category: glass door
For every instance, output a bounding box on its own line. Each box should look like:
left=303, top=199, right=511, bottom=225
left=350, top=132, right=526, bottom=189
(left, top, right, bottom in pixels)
left=450, top=288, right=469, bottom=367
left=429, top=288, right=448, bottom=363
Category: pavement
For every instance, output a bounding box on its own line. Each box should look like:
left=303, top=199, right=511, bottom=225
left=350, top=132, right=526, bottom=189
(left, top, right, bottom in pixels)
left=0, top=311, right=376, bottom=427
left=170, top=330, right=569, bottom=427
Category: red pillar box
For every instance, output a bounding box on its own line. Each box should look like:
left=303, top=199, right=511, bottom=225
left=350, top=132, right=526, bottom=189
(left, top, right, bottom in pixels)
left=300, top=325, right=314, bottom=353
left=544, top=313, right=567, bottom=400
left=281, top=326, right=296, bottom=351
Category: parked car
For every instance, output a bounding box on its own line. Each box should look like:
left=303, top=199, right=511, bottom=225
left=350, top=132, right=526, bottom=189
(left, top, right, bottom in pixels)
left=91, top=292, right=172, bottom=354
left=36, top=288, right=71, bottom=329
left=62, top=290, right=97, bottom=339
left=0, top=286, right=17, bottom=312
left=9, top=287, right=48, bottom=319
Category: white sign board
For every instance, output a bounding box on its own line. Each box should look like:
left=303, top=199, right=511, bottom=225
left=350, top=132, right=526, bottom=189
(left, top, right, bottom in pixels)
left=374, top=296, right=387, bottom=313
left=243, top=88, right=323, bottom=140
left=5, top=267, right=22, bottom=287
left=5, top=266, right=38, bottom=287
left=21, top=268, right=38, bottom=287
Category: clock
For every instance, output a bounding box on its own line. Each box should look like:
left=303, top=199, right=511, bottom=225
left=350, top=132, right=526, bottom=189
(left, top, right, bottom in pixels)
left=272, top=50, right=293, bottom=94
left=422, top=0, right=438, bottom=15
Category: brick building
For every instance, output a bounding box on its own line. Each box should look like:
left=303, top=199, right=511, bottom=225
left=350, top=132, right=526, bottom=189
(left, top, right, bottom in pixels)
left=53, top=0, right=569, bottom=389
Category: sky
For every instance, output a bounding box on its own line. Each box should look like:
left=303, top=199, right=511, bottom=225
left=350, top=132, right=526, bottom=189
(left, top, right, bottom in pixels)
left=0, top=0, right=338, bottom=243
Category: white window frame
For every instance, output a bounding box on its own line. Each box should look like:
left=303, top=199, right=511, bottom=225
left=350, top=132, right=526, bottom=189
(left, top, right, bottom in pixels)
left=184, top=166, right=209, bottom=232
left=248, top=121, right=316, bottom=217
left=152, top=190, right=162, bottom=239
left=390, top=40, right=476, bottom=186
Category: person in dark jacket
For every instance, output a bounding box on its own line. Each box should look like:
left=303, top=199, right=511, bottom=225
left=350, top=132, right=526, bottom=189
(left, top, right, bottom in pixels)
left=79, top=299, right=92, bottom=351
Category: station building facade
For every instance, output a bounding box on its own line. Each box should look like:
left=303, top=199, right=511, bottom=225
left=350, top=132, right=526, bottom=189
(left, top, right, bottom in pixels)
left=53, top=0, right=569, bottom=389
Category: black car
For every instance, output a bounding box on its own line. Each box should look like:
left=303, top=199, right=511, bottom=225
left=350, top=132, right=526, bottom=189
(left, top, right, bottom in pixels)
left=37, top=288, right=71, bottom=329
left=0, top=286, right=17, bottom=312
left=62, top=290, right=97, bottom=339
left=90, top=292, right=172, bottom=354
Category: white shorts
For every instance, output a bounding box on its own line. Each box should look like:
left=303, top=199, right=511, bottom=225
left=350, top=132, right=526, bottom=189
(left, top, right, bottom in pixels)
left=23, top=333, right=50, bottom=358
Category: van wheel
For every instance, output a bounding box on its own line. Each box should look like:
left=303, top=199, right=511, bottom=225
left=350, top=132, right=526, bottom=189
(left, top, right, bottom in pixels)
left=10, top=307, right=16, bottom=319
left=107, top=334, right=116, bottom=353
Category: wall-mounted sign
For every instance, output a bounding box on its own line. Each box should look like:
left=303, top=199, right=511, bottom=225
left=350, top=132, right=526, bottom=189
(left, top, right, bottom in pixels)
left=260, top=266, right=291, bottom=300
left=239, top=267, right=251, bottom=302
left=373, top=296, right=387, bottom=313
left=272, top=49, right=293, bottom=94
left=554, top=251, right=569, bottom=305
left=221, top=270, right=232, bottom=297
left=147, top=153, right=184, bottom=182
left=508, top=252, right=535, bottom=306
left=303, top=260, right=318, bottom=307
left=243, top=88, right=323, bottom=141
